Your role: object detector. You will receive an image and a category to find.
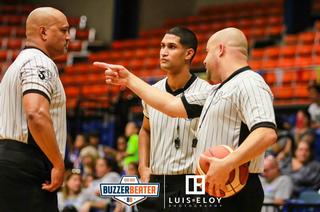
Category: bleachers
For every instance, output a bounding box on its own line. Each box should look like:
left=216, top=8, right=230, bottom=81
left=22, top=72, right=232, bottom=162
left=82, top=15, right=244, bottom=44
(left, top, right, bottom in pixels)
left=2, top=1, right=320, bottom=111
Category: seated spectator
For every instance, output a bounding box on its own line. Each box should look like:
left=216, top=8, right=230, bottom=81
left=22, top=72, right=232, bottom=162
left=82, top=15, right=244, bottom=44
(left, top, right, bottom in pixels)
left=82, top=173, right=94, bottom=189
left=124, top=122, right=139, bottom=169
left=58, top=169, right=83, bottom=211
left=79, top=145, right=99, bottom=177
left=78, top=157, right=121, bottom=212
left=308, top=83, right=320, bottom=130
left=126, top=162, right=139, bottom=176
left=260, top=155, right=293, bottom=206
left=69, top=133, right=88, bottom=169
left=281, top=140, right=320, bottom=197
left=291, top=110, right=314, bottom=145
left=104, top=135, right=127, bottom=169
left=88, top=132, right=105, bottom=157
left=267, top=116, right=294, bottom=162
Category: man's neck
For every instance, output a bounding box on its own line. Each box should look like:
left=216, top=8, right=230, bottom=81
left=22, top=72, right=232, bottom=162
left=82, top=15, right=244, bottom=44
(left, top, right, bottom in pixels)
left=220, top=62, right=248, bottom=82
left=166, top=69, right=192, bottom=91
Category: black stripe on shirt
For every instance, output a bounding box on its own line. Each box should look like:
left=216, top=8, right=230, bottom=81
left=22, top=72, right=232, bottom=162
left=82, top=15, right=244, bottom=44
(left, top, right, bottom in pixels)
left=251, top=121, right=277, bottom=132
left=239, top=122, right=250, bottom=146
left=23, top=89, right=50, bottom=103
left=165, top=74, right=197, bottom=95
left=181, top=95, right=203, bottom=118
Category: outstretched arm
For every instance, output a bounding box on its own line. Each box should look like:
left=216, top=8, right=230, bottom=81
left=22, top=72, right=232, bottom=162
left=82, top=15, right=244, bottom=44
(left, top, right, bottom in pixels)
left=94, top=62, right=188, bottom=118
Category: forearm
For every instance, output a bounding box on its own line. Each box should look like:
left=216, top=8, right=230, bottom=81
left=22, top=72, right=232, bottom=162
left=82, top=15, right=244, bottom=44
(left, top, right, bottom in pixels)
left=225, top=128, right=277, bottom=169
left=138, top=128, right=150, bottom=168
left=27, top=111, right=64, bottom=168
left=127, top=73, right=187, bottom=118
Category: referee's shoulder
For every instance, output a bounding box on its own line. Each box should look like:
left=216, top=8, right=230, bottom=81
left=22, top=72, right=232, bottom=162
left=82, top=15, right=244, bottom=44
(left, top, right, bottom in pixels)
left=151, top=77, right=166, bottom=88
left=236, top=70, right=271, bottom=91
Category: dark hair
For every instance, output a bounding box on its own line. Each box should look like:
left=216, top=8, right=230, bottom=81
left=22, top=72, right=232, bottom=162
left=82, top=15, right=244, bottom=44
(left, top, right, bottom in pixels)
left=166, top=26, right=198, bottom=62
left=102, top=157, right=121, bottom=174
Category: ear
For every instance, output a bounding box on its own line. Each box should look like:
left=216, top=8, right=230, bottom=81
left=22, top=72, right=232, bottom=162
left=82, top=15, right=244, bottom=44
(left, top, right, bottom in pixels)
left=185, top=48, right=195, bottom=61
left=218, top=44, right=224, bottom=57
left=39, top=26, right=47, bottom=41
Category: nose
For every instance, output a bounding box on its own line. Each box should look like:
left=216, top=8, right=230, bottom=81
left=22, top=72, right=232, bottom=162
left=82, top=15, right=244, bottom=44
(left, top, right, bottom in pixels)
left=66, top=31, right=70, bottom=41
left=160, top=47, right=168, bottom=57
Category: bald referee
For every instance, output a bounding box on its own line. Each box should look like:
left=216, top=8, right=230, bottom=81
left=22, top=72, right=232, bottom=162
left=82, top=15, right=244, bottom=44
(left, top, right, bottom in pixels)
left=138, top=27, right=211, bottom=211
left=0, top=7, right=69, bottom=212
left=96, top=27, right=277, bottom=212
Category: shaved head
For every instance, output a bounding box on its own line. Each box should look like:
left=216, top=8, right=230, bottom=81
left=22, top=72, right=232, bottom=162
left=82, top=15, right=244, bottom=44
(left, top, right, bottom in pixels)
left=208, top=27, right=248, bottom=57
left=204, top=27, right=249, bottom=82
left=25, top=7, right=69, bottom=59
left=26, top=7, right=67, bottom=38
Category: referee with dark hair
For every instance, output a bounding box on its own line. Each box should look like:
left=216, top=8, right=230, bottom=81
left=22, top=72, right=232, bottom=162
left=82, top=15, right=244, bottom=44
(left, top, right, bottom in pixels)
left=97, top=27, right=278, bottom=212
left=0, top=7, right=69, bottom=212
left=138, top=27, right=211, bottom=211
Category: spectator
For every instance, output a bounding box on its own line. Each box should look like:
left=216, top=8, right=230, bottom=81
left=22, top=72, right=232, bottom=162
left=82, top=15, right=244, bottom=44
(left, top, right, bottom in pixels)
left=291, top=110, right=314, bottom=145
left=104, top=135, right=127, bottom=169
left=281, top=140, right=320, bottom=196
left=267, top=116, right=294, bottom=162
left=123, top=122, right=139, bottom=168
left=79, top=145, right=99, bottom=177
left=88, top=132, right=105, bottom=157
left=308, top=83, right=320, bottom=130
left=69, top=133, right=88, bottom=169
left=58, top=169, right=83, bottom=211
left=78, top=157, right=121, bottom=212
left=126, top=162, right=139, bottom=176
left=260, top=155, right=293, bottom=207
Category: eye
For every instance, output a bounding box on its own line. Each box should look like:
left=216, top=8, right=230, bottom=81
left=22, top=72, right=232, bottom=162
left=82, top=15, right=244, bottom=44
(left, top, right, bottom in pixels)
left=168, top=44, right=176, bottom=49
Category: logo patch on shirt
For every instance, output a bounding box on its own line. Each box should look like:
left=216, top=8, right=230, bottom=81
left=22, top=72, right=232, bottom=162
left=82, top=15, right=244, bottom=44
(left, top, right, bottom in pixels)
left=37, top=67, right=52, bottom=81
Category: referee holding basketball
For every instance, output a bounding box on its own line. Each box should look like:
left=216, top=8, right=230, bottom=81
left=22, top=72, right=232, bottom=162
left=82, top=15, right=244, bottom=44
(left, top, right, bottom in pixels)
left=138, top=27, right=211, bottom=211
left=97, top=27, right=277, bottom=211
left=0, top=7, right=69, bottom=212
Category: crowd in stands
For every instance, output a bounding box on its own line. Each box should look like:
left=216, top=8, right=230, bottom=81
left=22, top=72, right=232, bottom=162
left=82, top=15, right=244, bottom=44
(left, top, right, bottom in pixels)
left=260, top=82, right=320, bottom=209
left=59, top=122, right=139, bottom=212
left=57, top=83, right=320, bottom=212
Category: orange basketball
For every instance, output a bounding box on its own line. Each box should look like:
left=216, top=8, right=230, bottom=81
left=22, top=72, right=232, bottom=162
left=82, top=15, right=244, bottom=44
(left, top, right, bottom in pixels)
left=195, top=145, right=249, bottom=198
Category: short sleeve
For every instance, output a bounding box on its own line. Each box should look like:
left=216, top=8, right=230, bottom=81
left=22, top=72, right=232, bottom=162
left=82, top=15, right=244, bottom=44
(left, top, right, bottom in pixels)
left=20, top=56, right=57, bottom=102
left=141, top=100, right=149, bottom=118
left=236, top=74, right=276, bottom=131
left=181, top=84, right=217, bottom=119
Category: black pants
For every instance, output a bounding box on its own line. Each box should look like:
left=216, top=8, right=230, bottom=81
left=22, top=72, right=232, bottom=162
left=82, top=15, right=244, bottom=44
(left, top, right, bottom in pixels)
left=0, top=140, right=58, bottom=212
left=202, top=173, right=264, bottom=212
left=137, top=173, right=263, bottom=212
left=138, top=174, right=203, bottom=212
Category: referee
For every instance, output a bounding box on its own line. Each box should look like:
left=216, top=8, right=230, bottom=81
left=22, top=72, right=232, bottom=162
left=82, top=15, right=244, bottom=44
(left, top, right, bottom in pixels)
left=138, top=27, right=211, bottom=211
left=97, top=27, right=277, bottom=212
left=0, top=7, right=69, bottom=212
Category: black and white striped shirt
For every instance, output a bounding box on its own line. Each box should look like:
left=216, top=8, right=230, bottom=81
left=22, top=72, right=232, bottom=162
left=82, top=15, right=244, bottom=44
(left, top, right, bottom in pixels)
left=182, top=66, right=276, bottom=173
left=0, top=47, right=67, bottom=158
left=142, top=74, right=211, bottom=175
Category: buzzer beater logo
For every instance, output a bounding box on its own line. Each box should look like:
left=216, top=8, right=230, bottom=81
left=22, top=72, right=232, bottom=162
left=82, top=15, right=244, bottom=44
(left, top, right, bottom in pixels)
left=100, top=176, right=159, bottom=206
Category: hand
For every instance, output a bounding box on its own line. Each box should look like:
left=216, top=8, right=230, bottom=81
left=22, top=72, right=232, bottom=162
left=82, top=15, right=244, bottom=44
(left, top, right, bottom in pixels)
left=200, top=155, right=231, bottom=197
left=116, top=152, right=125, bottom=161
left=42, top=165, right=65, bottom=192
left=93, top=62, right=130, bottom=86
left=138, top=166, right=151, bottom=183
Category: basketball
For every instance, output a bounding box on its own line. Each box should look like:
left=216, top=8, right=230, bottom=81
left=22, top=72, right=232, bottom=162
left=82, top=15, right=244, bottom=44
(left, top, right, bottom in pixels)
left=195, top=145, right=249, bottom=198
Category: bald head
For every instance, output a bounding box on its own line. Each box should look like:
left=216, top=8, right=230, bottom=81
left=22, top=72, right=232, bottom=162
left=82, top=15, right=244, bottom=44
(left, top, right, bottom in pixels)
left=208, top=27, right=248, bottom=57
left=25, top=7, right=69, bottom=59
left=26, top=7, right=67, bottom=39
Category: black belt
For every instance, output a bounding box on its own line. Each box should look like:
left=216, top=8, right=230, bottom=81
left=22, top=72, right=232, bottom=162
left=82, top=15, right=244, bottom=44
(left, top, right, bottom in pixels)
left=150, top=174, right=191, bottom=182
left=0, top=139, right=50, bottom=164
